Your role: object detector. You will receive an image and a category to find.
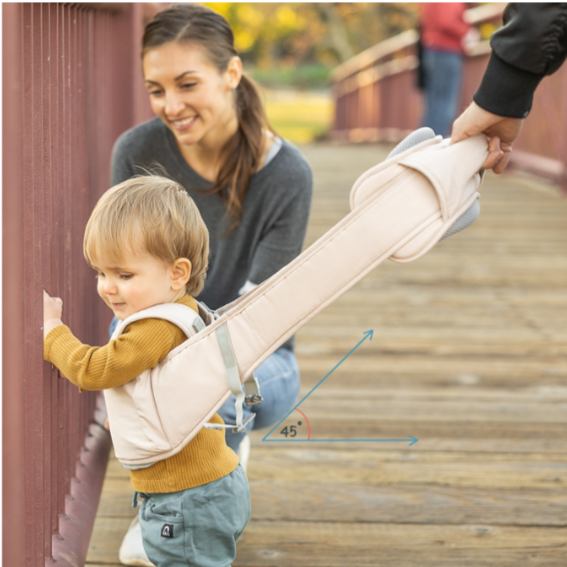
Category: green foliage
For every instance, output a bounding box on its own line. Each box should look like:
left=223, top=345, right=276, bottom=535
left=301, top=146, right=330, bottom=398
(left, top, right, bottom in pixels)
left=203, top=2, right=419, bottom=68
left=261, top=89, right=334, bottom=144
left=198, top=3, right=420, bottom=142
left=250, top=64, right=331, bottom=90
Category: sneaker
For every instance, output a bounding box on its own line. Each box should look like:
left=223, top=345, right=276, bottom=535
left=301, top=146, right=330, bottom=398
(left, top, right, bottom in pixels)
left=238, top=434, right=251, bottom=472
left=118, top=513, right=155, bottom=567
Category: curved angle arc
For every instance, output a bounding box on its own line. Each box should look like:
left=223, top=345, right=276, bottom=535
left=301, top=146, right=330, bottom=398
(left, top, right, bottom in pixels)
left=295, top=408, right=311, bottom=440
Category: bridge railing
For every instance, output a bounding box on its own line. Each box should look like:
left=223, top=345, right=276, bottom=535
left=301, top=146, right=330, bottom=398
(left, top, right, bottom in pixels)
left=2, top=4, right=156, bottom=566
left=330, top=4, right=567, bottom=189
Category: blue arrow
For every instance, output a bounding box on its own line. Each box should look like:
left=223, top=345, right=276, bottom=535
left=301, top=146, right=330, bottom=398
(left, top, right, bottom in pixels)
left=264, top=436, right=419, bottom=445
left=263, top=330, right=374, bottom=441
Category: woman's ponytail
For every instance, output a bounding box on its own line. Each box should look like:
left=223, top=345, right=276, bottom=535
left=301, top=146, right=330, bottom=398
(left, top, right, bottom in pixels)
left=215, top=74, right=274, bottom=230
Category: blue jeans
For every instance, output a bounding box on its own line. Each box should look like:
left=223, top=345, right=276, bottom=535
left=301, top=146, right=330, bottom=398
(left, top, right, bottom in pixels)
left=421, top=48, right=464, bottom=137
left=216, top=347, right=300, bottom=452
left=109, top=317, right=301, bottom=454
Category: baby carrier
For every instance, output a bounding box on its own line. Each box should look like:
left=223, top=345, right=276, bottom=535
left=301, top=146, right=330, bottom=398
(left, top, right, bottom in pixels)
left=104, top=129, right=489, bottom=468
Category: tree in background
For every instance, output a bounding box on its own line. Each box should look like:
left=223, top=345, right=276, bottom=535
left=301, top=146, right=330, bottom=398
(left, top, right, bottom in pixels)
left=200, top=3, right=421, bottom=142
left=205, top=3, right=419, bottom=87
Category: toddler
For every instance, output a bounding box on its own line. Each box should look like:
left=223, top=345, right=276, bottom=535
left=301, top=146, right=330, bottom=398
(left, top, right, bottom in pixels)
left=43, top=176, right=250, bottom=567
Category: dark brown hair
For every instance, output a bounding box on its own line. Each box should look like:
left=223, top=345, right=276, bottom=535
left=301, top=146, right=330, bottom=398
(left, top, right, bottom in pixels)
left=142, top=3, right=276, bottom=230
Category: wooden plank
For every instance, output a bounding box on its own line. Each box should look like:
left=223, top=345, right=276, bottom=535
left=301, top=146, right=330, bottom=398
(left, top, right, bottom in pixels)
left=296, top=354, right=567, bottom=380
left=246, top=448, right=567, bottom=489
left=295, top=366, right=567, bottom=392
left=103, top=449, right=130, bottom=480
left=86, top=516, right=135, bottom=565
left=233, top=521, right=567, bottom=567
left=275, top=396, right=567, bottom=423
left=260, top=419, right=566, bottom=453
left=96, top=449, right=567, bottom=521
left=247, top=481, right=567, bottom=526
left=295, top=338, right=567, bottom=358
left=290, top=386, right=567, bottom=405
left=91, top=477, right=134, bottom=517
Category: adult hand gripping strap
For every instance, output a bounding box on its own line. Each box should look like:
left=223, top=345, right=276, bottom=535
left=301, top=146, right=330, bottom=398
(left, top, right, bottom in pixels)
left=108, top=132, right=488, bottom=467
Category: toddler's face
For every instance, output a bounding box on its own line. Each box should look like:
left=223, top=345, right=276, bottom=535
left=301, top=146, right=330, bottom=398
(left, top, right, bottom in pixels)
left=93, top=248, right=184, bottom=321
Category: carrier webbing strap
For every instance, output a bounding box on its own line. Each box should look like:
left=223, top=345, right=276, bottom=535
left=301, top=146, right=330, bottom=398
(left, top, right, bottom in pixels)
left=205, top=322, right=255, bottom=433
left=192, top=316, right=206, bottom=332
left=111, top=303, right=206, bottom=340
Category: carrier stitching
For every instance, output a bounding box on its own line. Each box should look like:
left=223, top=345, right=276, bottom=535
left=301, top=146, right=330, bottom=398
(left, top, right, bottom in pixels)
left=165, top=173, right=446, bottom=367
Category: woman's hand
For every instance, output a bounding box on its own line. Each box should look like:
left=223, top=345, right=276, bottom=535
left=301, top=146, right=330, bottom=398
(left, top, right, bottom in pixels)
left=43, top=290, right=64, bottom=338
left=451, top=101, right=524, bottom=174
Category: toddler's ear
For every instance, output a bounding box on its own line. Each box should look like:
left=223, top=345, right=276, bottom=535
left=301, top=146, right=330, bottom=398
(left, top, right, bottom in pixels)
left=171, top=258, right=192, bottom=290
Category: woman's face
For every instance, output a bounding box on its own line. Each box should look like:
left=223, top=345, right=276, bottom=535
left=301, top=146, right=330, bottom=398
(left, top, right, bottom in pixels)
left=143, top=42, right=242, bottom=149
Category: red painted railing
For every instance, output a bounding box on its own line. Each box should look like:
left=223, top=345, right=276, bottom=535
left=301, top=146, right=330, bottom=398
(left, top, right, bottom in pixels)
left=2, top=4, right=156, bottom=566
left=331, top=4, right=567, bottom=189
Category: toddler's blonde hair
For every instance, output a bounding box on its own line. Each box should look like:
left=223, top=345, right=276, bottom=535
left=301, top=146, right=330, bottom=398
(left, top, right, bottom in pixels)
left=84, top=175, right=209, bottom=296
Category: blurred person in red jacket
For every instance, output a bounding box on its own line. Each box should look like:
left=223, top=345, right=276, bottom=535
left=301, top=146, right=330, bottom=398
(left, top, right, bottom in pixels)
left=420, top=3, right=477, bottom=137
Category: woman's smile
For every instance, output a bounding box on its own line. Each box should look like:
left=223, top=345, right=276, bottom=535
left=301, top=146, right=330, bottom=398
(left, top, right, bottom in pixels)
left=170, top=115, right=198, bottom=131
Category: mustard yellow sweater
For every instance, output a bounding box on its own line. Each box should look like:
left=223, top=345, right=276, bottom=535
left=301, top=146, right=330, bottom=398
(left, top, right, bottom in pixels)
left=44, top=294, right=239, bottom=493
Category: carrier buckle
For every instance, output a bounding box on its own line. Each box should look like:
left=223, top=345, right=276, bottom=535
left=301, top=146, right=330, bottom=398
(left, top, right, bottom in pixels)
left=245, top=393, right=264, bottom=405
left=232, top=412, right=255, bottom=434
left=243, top=375, right=263, bottom=406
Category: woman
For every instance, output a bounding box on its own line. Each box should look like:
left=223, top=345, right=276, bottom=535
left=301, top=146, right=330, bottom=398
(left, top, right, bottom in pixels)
left=111, top=5, right=312, bottom=566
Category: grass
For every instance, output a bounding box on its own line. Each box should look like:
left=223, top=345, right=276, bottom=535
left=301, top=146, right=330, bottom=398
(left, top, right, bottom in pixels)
left=250, top=64, right=331, bottom=91
left=260, top=88, right=334, bottom=144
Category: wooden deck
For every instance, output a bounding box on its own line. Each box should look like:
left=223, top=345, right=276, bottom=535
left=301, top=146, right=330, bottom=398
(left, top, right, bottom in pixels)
left=87, top=143, right=567, bottom=567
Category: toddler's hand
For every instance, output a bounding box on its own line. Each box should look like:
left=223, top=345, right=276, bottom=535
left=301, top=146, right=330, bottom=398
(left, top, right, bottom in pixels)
left=43, top=290, right=63, bottom=338
left=44, top=289, right=63, bottom=319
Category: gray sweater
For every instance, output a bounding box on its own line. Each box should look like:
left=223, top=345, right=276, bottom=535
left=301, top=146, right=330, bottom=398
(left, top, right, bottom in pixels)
left=111, top=118, right=313, bottom=349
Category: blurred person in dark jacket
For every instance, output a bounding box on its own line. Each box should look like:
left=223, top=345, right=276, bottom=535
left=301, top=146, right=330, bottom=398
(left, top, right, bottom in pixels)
left=451, top=3, right=567, bottom=172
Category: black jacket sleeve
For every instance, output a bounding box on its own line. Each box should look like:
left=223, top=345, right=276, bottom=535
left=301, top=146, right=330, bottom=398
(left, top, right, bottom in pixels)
left=473, top=3, right=567, bottom=118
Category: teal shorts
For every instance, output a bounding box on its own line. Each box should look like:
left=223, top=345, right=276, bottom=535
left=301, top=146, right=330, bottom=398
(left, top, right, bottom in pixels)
left=138, top=465, right=251, bottom=567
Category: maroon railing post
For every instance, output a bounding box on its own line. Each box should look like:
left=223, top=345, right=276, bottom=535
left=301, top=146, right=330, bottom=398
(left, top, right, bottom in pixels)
left=3, top=4, right=157, bottom=566
left=3, top=4, right=27, bottom=567
left=561, top=57, right=567, bottom=192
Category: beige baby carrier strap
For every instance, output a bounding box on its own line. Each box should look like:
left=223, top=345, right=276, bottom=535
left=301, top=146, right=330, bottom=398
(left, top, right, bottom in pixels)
left=105, top=303, right=262, bottom=469
left=109, top=131, right=489, bottom=468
